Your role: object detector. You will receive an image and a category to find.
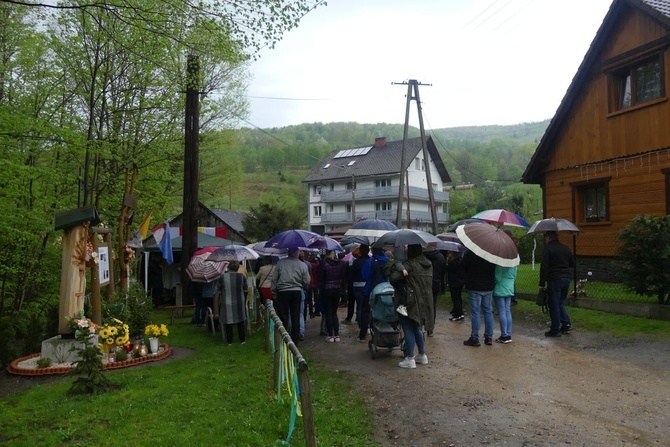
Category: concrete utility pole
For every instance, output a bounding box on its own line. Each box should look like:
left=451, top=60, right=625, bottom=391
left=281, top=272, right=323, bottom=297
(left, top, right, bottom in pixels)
left=392, top=79, right=438, bottom=233
left=181, top=55, right=200, bottom=304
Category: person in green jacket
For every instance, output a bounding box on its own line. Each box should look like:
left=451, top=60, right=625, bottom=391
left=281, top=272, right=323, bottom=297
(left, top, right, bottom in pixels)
left=493, top=264, right=518, bottom=343
left=386, top=244, right=433, bottom=369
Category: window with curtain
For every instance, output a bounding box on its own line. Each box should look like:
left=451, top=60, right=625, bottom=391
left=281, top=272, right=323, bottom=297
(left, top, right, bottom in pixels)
left=610, top=54, right=664, bottom=111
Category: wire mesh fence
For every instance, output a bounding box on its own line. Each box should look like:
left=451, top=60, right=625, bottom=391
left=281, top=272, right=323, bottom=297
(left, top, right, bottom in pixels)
left=514, top=231, right=656, bottom=304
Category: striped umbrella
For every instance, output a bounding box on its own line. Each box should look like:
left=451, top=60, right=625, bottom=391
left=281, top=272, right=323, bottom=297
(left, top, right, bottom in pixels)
left=186, top=247, right=228, bottom=283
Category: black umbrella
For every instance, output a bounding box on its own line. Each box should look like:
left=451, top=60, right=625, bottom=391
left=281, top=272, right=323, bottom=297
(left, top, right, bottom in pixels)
left=526, top=217, right=580, bottom=234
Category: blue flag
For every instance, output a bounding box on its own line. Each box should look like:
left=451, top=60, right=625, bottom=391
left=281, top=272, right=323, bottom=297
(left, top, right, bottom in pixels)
left=154, top=221, right=173, bottom=265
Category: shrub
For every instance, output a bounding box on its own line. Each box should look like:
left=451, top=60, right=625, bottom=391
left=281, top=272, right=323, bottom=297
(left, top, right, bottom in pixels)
left=617, top=214, right=670, bottom=304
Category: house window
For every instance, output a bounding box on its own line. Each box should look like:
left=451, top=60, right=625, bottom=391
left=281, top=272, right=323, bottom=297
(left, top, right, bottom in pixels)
left=346, top=204, right=352, bottom=213
left=571, top=178, right=610, bottom=223
left=313, top=206, right=322, bottom=217
left=346, top=181, right=356, bottom=190
left=375, top=178, right=391, bottom=188
left=375, top=202, right=393, bottom=211
left=610, top=54, right=664, bottom=111
left=330, top=183, right=334, bottom=191
left=329, top=204, right=334, bottom=212
left=415, top=158, right=421, bottom=170
left=422, top=159, right=426, bottom=171
left=312, top=185, right=321, bottom=195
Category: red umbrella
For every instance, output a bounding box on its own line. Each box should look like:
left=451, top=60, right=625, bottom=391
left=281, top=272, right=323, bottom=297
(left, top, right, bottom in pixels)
left=186, top=247, right=228, bottom=282
left=471, top=209, right=530, bottom=228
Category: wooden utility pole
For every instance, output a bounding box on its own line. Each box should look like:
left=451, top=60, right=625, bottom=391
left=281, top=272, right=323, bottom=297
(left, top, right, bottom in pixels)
left=392, top=79, right=438, bottom=233
left=181, top=55, right=200, bottom=305
left=117, top=164, right=137, bottom=294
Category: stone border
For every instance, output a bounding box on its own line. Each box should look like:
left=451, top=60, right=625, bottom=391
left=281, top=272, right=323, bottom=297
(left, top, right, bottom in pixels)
left=6, top=344, right=173, bottom=376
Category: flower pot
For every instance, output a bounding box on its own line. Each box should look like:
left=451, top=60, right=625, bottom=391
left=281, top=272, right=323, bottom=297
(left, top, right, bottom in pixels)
left=149, top=337, right=159, bottom=354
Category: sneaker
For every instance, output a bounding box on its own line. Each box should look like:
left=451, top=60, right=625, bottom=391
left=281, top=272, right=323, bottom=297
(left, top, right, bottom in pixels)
left=449, top=315, right=465, bottom=321
left=560, top=324, right=572, bottom=333
left=463, top=337, right=481, bottom=347
left=355, top=337, right=367, bottom=343
left=496, top=336, right=512, bottom=344
left=334, top=336, right=341, bottom=343
left=415, top=354, right=428, bottom=365
left=484, top=337, right=493, bottom=346
left=325, top=336, right=335, bottom=342
left=427, top=330, right=434, bottom=337
left=298, top=333, right=305, bottom=341
left=398, top=357, right=416, bottom=369
left=545, top=330, right=561, bottom=337
left=396, top=305, right=408, bottom=317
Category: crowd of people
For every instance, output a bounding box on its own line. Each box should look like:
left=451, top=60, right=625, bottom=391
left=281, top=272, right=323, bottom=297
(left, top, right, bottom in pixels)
left=188, top=228, right=574, bottom=368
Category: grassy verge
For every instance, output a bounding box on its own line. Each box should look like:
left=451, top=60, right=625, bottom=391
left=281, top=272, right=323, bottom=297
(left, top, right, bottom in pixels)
left=0, top=311, right=380, bottom=447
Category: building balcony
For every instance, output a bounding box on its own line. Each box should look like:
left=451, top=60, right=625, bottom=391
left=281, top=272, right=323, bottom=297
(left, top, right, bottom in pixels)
left=319, top=185, right=449, bottom=204
left=319, top=210, right=449, bottom=226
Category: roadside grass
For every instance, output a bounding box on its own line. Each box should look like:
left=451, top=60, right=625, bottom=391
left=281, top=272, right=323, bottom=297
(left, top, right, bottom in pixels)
left=3, top=301, right=669, bottom=446
left=0, top=311, right=380, bottom=447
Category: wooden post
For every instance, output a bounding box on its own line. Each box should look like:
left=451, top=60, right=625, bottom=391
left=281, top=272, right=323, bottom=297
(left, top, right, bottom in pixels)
left=297, top=363, right=317, bottom=447
left=181, top=54, right=200, bottom=305
left=104, top=232, right=115, bottom=300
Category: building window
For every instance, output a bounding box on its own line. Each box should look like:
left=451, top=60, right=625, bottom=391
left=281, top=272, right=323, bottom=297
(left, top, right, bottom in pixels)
left=330, top=183, right=334, bottom=191
left=571, top=178, right=610, bottom=223
left=375, top=202, right=393, bottom=211
left=415, top=158, right=421, bottom=170
left=375, top=178, right=391, bottom=187
left=313, top=206, right=322, bottom=217
left=346, top=204, right=352, bottom=213
left=422, top=159, right=426, bottom=171
left=346, top=181, right=356, bottom=190
left=329, top=204, right=334, bottom=212
left=312, top=185, right=321, bottom=195
left=609, top=54, right=664, bottom=111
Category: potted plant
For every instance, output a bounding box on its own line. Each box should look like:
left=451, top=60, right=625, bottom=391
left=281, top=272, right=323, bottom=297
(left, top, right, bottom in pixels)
left=144, top=324, right=169, bottom=354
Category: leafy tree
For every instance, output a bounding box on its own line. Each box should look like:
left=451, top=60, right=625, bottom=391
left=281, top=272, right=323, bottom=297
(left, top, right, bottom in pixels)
left=242, top=202, right=305, bottom=242
left=617, top=215, right=670, bottom=304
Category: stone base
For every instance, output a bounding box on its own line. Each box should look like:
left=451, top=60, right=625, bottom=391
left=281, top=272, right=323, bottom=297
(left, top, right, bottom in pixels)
left=41, top=335, right=99, bottom=363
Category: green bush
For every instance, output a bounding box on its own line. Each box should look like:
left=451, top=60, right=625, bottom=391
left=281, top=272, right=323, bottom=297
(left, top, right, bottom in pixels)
left=617, top=214, right=670, bottom=304
left=124, top=282, right=154, bottom=338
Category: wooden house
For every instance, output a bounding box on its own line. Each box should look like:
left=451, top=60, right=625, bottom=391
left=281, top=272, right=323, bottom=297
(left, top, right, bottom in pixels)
left=523, top=0, right=670, bottom=265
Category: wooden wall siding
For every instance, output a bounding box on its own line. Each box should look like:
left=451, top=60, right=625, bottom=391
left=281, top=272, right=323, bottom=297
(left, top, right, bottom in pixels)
left=548, top=9, right=670, bottom=172
left=544, top=156, right=670, bottom=256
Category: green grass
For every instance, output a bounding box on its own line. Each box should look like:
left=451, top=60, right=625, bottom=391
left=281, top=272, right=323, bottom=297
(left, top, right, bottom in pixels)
left=0, top=311, right=380, bottom=447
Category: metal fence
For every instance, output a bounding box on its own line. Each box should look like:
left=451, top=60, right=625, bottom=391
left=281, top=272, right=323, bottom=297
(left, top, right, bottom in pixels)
left=513, top=231, right=656, bottom=304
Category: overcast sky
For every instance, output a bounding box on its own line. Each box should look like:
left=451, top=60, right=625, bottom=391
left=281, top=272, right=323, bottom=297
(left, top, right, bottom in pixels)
left=244, top=0, right=613, bottom=130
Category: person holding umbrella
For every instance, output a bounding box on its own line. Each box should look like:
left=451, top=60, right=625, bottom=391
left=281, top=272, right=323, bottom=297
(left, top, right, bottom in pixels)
left=460, top=249, right=496, bottom=346
left=540, top=231, right=574, bottom=337
left=386, top=244, right=433, bottom=368
left=271, top=248, right=310, bottom=343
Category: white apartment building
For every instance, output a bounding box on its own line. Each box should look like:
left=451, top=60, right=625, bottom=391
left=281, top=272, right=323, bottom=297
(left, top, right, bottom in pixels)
left=303, top=136, right=451, bottom=234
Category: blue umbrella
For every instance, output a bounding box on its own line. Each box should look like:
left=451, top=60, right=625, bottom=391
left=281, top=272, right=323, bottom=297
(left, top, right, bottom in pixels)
left=312, top=236, right=343, bottom=252
left=265, top=229, right=325, bottom=250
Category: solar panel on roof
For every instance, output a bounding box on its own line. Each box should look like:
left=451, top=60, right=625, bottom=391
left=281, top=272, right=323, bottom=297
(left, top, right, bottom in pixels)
left=333, top=145, right=373, bottom=158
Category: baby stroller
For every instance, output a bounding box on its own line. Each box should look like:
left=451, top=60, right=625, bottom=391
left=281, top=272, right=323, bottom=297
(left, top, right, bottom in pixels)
left=368, top=282, right=404, bottom=359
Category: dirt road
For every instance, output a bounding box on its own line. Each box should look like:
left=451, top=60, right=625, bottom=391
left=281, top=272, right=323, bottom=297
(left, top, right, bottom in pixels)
left=301, top=306, right=670, bottom=446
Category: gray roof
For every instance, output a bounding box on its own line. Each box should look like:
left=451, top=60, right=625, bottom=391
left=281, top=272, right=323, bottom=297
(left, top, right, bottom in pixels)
left=303, top=136, right=451, bottom=183
left=211, top=208, right=248, bottom=233
left=641, top=0, right=670, bottom=17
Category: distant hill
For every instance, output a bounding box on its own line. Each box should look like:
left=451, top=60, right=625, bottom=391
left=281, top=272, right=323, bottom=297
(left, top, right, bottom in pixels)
left=429, top=120, right=549, bottom=144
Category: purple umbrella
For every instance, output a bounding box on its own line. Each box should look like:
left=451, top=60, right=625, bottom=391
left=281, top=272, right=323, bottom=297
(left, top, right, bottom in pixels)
left=311, top=236, right=343, bottom=252
left=265, top=229, right=325, bottom=250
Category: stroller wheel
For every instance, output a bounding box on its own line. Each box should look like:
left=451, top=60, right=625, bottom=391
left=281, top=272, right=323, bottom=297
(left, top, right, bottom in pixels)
left=368, top=339, right=377, bottom=359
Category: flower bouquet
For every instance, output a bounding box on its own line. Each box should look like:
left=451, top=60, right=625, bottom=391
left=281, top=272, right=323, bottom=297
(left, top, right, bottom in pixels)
left=98, top=318, right=130, bottom=354
left=145, top=324, right=169, bottom=338
left=66, top=311, right=99, bottom=341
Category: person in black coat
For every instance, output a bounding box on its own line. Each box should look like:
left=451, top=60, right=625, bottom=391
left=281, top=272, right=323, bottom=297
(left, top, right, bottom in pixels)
left=423, top=248, right=446, bottom=336
left=446, top=251, right=465, bottom=321
left=539, top=231, right=574, bottom=337
left=460, top=249, right=496, bottom=346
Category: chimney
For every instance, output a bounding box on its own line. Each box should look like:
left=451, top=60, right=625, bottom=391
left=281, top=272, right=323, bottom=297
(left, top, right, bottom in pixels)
left=374, top=136, right=387, bottom=147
